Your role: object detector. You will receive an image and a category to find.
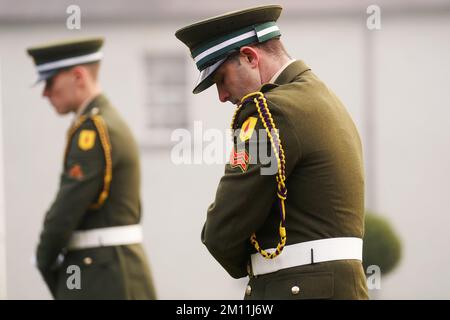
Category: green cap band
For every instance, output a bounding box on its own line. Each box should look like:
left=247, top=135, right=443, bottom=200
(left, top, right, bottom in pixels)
left=192, top=21, right=281, bottom=71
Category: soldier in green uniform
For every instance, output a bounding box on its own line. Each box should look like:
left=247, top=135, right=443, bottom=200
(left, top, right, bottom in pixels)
left=27, top=37, right=157, bottom=299
left=176, top=5, right=368, bottom=299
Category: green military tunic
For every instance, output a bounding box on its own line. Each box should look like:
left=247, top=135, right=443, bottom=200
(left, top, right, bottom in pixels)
left=202, top=60, right=368, bottom=299
left=36, top=94, right=156, bottom=299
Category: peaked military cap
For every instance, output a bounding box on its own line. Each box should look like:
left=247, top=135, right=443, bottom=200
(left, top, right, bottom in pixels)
left=175, top=4, right=282, bottom=94
left=27, top=37, right=104, bottom=83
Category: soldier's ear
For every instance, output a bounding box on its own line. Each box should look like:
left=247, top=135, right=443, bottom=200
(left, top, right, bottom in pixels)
left=71, top=66, right=90, bottom=85
left=71, top=66, right=83, bottom=82
left=240, top=46, right=259, bottom=68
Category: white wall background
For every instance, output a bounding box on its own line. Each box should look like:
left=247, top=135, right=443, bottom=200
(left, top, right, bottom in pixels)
left=0, top=7, right=449, bottom=300
left=373, top=14, right=450, bottom=299
left=0, top=58, right=8, bottom=299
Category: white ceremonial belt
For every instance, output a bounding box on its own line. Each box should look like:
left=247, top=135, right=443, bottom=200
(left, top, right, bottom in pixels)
left=67, top=224, right=143, bottom=250
left=250, top=237, right=363, bottom=276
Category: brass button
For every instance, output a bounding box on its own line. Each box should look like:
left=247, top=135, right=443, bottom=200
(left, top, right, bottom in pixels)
left=91, top=107, right=99, bottom=116
left=245, top=285, right=252, bottom=296
left=291, top=285, right=300, bottom=295
left=83, top=257, right=93, bottom=265
left=246, top=263, right=252, bottom=275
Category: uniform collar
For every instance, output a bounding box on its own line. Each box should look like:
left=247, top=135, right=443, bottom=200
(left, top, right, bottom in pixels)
left=81, top=93, right=106, bottom=115
left=260, top=60, right=311, bottom=93
left=269, top=59, right=295, bottom=83
left=74, top=96, right=95, bottom=120
left=273, top=60, right=311, bottom=85
left=72, top=93, right=106, bottom=125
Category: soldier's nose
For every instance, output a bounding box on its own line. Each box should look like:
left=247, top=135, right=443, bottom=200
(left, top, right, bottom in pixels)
left=42, top=87, right=50, bottom=98
left=217, top=87, right=230, bottom=103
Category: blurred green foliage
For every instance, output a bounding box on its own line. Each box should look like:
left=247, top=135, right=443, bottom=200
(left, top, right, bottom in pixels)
left=363, top=211, right=402, bottom=275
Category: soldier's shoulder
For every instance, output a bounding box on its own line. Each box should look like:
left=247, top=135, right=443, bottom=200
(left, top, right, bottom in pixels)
left=69, top=108, right=109, bottom=154
left=74, top=107, right=103, bottom=132
left=92, top=101, right=129, bottom=135
left=237, top=88, right=287, bottom=124
left=262, top=82, right=303, bottom=107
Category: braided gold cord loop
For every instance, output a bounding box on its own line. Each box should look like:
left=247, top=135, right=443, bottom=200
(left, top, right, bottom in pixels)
left=89, top=115, right=113, bottom=209
left=231, top=91, right=288, bottom=259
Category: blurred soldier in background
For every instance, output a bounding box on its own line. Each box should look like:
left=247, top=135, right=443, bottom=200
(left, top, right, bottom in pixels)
left=27, top=37, right=156, bottom=299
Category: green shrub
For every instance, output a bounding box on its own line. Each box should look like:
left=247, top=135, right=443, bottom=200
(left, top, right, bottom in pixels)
left=363, top=212, right=402, bottom=275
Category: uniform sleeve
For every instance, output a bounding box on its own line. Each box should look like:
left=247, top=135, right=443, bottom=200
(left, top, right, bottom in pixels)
left=36, top=120, right=106, bottom=274
left=201, top=97, right=302, bottom=278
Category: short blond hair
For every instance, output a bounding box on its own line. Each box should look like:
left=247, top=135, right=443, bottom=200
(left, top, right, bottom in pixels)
left=253, top=38, right=291, bottom=59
